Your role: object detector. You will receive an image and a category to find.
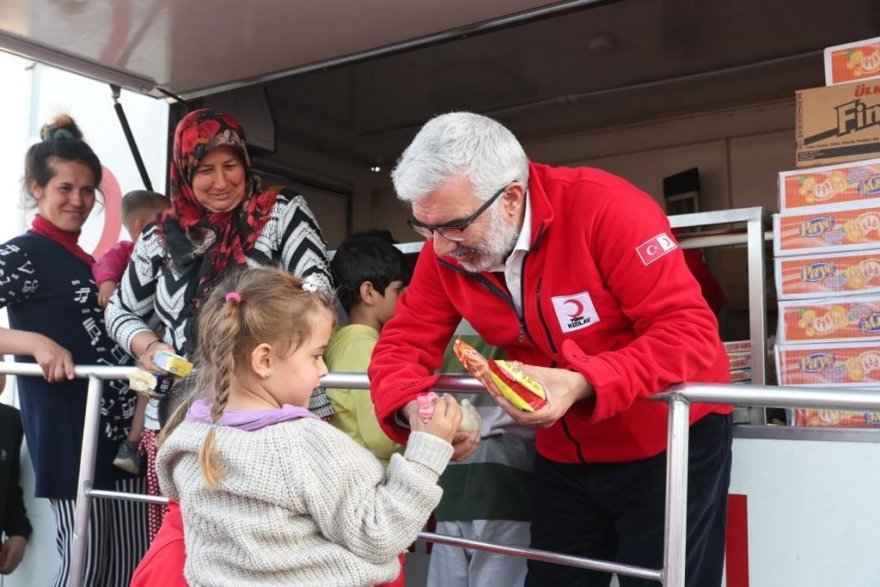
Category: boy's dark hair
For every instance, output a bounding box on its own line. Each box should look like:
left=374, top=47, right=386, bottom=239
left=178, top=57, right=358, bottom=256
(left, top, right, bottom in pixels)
left=122, top=190, right=169, bottom=224
left=331, top=231, right=411, bottom=313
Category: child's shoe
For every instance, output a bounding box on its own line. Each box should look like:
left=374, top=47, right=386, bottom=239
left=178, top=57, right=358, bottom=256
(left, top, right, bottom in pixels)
left=113, top=440, right=142, bottom=475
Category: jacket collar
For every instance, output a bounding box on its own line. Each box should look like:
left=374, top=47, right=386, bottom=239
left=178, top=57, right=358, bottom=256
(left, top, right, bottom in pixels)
left=525, top=161, right=556, bottom=248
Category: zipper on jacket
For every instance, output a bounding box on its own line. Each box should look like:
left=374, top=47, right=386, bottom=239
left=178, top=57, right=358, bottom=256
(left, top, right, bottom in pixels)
left=438, top=258, right=535, bottom=345
left=529, top=227, right=585, bottom=464
left=535, top=278, right=558, bottom=355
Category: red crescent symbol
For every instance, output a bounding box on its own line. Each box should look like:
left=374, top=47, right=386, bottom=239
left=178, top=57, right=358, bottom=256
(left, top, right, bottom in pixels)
left=564, top=299, right=584, bottom=317
left=92, top=166, right=123, bottom=258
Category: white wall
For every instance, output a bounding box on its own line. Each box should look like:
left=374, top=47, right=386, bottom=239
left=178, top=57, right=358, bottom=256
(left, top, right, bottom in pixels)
left=0, top=51, right=169, bottom=587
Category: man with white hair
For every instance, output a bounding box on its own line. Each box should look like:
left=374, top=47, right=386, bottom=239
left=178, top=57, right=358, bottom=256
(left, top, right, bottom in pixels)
left=369, top=112, right=732, bottom=586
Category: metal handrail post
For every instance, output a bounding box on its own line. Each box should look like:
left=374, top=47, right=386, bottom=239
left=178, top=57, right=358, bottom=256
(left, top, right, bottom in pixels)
left=67, top=375, right=104, bottom=587
left=662, top=394, right=691, bottom=587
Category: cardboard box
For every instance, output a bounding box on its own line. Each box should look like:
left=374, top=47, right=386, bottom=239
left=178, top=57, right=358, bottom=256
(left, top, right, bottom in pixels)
left=729, top=368, right=752, bottom=383
left=775, top=249, right=880, bottom=299
left=776, top=342, right=880, bottom=386
left=793, top=408, right=880, bottom=428
left=723, top=340, right=751, bottom=354
left=779, top=158, right=880, bottom=212
left=795, top=81, right=880, bottom=167
left=778, top=295, right=880, bottom=344
left=774, top=207, right=880, bottom=256
left=727, top=353, right=751, bottom=370
left=825, top=37, right=880, bottom=86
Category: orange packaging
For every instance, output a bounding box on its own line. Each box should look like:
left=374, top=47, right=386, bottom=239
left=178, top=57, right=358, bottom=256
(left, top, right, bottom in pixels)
left=793, top=408, right=880, bottom=428
left=727, top=353, right=751, bottom=370
left=778, top=295, right=880, bottom=344
left=775, top=249, right=880, bottom=299
left=773, top=207, right=880, bottom=257
left=779, top=159, right=880, bottom=212
left=776, top=342, right=880, bottom=386
left=824, top=37, right=880, bottom=86
left=723, top=340, right=750, bottom=354
left=729, top=368, right=751, bottom=383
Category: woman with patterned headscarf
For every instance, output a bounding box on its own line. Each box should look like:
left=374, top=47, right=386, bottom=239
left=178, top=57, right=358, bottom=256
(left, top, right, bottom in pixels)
left=106, top=109, right=333, bottom=539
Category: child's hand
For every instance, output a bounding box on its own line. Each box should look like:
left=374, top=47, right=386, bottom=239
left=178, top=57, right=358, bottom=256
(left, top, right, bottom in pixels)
left=409, top=394, right=462, bottom=443
left=98, top=281, right=118, bottom=308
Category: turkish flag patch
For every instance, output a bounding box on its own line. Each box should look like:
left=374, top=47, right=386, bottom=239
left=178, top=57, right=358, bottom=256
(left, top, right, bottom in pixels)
left=636, top=233, right=678, bottom=265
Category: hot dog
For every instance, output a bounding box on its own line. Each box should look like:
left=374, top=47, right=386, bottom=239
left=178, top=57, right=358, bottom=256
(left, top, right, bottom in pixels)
left=452, top=338, right=547, bottom=412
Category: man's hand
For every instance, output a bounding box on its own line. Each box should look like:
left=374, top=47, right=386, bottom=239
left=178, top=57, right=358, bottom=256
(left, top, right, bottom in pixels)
left=493, top=364, right=593, bottom=428
left=450, top=430, right=480, bottom=461
left=0, top=535, right=27, bottom=575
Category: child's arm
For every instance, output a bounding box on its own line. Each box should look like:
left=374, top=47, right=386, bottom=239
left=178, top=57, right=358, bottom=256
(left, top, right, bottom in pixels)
left=93, top=242, right=133, bottom=308
left=104, top=229, right=163, bottom=360
left=0, top=328, right=74, bottom=382
left=290, top=410, right=458, bottom=563
left=97, top=281, right=118, bottom=308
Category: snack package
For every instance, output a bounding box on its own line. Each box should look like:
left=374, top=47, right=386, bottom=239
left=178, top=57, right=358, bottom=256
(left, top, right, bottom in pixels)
left=126, top=369, right=176, bottom=398
left=776, top=342, right=880, bottom=386
left=774, top=207, right=880, bottom=257
left=778, top=295, right=880, bottom=344
left=126, top=351, right=193, bottom=398
left=824, top=37, right=880, bottom=86
left=153, top=350, right=194, bottom=377
left=452, top=338, right=548, bottom=412
left=779, top=159, right=880, bottom=212
left=775, top=250, right=880, bottom=299
left=793, top=408, right=880, bottom=428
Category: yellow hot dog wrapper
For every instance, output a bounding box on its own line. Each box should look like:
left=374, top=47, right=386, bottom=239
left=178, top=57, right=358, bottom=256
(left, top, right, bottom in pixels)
left=452, top=338, right=547, bottom=412
left=487, top=359, right=548, bottom=412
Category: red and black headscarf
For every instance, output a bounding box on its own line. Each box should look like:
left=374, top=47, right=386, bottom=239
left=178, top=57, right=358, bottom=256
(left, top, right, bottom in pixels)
left=158, top=109, right=280, bottom=343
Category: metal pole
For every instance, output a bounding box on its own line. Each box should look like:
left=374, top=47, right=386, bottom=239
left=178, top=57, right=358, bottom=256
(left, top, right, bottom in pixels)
left=420, top=532, right=663, bottom=582
left=67, top=375, right=104, bottom=587
left=662, top=395, right=691, bottom=587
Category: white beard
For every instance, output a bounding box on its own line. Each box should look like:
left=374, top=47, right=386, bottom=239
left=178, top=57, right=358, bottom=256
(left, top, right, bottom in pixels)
left=450, top=204, right=520, bottom=273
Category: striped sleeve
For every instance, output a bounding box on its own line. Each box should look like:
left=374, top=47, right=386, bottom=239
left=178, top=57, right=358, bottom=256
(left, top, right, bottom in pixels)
left=265, top=191, right=333, bottom=292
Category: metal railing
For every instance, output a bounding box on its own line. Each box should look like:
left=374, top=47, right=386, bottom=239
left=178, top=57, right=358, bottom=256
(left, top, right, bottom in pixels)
left=4, top=361, right=880, bottom=586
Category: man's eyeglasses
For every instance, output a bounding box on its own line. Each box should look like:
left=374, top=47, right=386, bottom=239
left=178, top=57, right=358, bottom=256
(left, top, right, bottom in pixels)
left=406, top=183, right=511, bottom=242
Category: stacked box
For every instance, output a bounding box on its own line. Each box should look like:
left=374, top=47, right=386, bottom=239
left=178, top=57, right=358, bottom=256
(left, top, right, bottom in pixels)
left=778, top=296, right=880, bottom=345
left=723, top=340, right=751, bottom=384
left=776, top=50, right=880, bottom=426
left=778, top=159, right=880, bottom=212
left=775, top=250, right=880, bottom=299
left=824, top=37, right=880, bottom=86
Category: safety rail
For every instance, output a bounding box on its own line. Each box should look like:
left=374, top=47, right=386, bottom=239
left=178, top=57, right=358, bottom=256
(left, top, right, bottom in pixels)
left=4, top=361, right=880, bottom=586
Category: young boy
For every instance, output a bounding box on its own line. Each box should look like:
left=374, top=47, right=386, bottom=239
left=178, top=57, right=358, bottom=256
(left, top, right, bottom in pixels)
left=324, top=232, right=411, bottom=469
left=93, top=191, right=169, bottom=308
left=0, top=370, right=33, bottom=576
left=92, top=190, right=169, bottom=475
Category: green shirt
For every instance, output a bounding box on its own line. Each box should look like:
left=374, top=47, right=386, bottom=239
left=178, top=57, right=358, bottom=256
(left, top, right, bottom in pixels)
left=324, top=324, right=402, bottom=469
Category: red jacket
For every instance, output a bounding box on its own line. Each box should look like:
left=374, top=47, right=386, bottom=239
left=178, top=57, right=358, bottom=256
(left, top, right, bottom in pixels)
left=130, top=500, right=188, bottom=587
left=369, top=162, right=731, bottom=464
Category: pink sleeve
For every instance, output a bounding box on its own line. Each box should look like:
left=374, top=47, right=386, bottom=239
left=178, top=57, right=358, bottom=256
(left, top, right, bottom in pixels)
left=92, top=241, right=135, bottom=284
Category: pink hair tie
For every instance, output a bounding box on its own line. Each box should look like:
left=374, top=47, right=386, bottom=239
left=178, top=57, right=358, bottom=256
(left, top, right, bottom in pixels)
left=225, top=292, right=242, bottom=304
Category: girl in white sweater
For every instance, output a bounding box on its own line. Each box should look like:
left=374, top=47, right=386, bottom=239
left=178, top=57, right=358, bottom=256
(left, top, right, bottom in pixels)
left=155, top=267, right=461, bottom=586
